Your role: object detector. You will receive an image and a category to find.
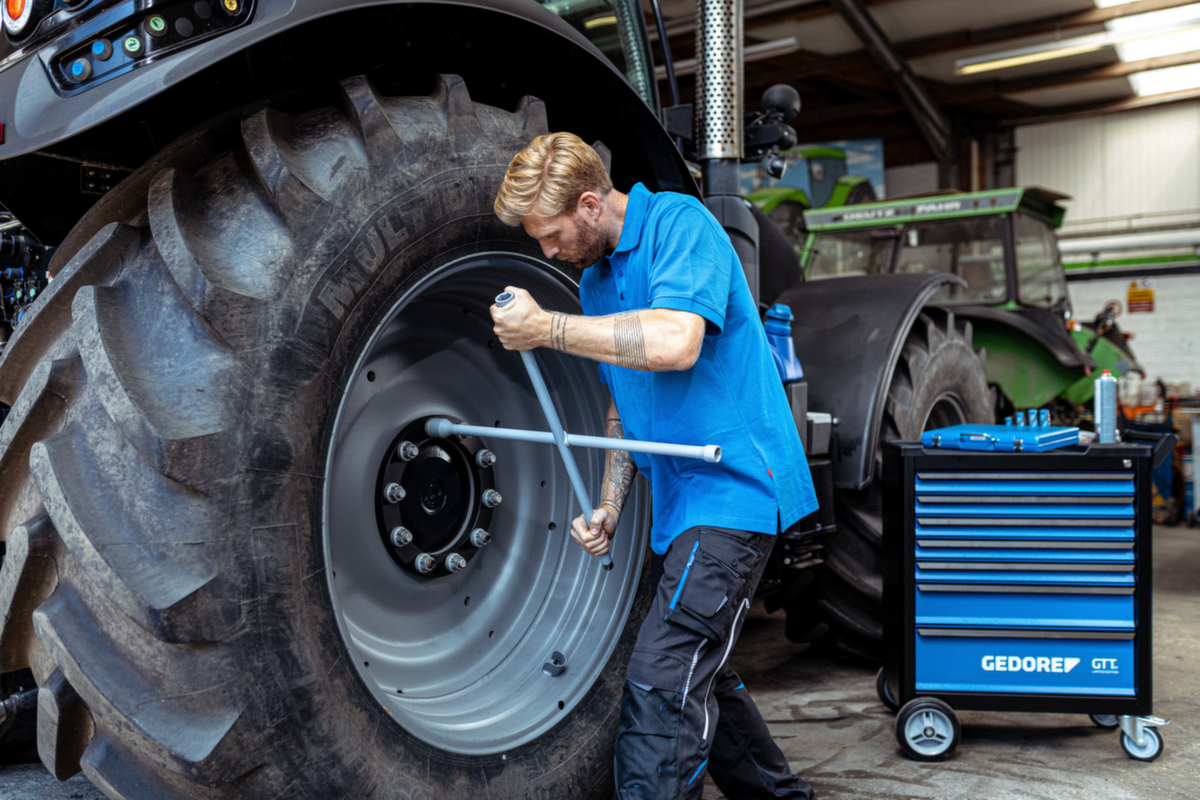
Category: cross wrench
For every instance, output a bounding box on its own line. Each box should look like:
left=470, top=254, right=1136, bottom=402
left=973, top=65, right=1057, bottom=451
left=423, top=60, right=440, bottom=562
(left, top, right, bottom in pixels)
left=426, top=291, right=722, bottom=572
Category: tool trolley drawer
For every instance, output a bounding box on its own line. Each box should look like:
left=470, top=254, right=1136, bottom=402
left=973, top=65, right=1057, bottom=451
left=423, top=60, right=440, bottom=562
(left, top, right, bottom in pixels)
left=913, top=629, right=1136, bottom=696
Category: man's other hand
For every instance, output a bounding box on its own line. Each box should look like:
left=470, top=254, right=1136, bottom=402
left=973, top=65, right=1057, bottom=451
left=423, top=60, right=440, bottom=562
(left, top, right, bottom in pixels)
left=570, top=506, right=616, bottom=557
left=491, top=286, right=546, bottom=351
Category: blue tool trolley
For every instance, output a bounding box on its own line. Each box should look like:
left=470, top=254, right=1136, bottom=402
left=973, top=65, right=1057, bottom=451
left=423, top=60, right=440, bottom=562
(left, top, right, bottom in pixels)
left=879, top=439, right=1172, bottom=762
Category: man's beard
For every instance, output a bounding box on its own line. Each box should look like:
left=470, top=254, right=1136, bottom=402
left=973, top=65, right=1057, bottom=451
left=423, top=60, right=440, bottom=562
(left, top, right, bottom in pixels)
left=570, top=215, right=610, bottom=268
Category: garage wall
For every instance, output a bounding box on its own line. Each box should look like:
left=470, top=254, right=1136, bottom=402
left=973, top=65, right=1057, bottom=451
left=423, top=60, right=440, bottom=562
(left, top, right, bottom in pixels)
left=1067, top=275, right=1200, bottom=393
left=1014, top=102, right=1200, bottom=235
left=1014, top=101, right=1200, bottom=391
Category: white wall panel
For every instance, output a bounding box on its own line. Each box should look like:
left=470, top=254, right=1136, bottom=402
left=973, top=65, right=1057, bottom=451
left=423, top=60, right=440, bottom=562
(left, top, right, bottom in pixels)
left=1069, top=275, right=1200, bottom=388
left=1015, top=102, right=1200, bottom=232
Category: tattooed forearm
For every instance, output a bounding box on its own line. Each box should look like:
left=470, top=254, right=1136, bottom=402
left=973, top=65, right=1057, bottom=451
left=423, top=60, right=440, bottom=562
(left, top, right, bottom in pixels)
left=601, top=417, right=637, bottom=519
left=548, top=313, right=569, bottom=351
left=613, top=313, right=650, bottom=370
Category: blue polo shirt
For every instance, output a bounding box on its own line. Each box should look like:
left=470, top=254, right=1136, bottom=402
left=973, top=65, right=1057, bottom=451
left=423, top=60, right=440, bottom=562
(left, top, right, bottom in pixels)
left=580, top=183, right=818, bottom=554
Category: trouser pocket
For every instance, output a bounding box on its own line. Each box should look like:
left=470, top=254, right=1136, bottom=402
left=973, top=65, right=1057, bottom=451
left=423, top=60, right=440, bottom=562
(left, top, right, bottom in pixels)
left=666, top=529, right=762, bottom=644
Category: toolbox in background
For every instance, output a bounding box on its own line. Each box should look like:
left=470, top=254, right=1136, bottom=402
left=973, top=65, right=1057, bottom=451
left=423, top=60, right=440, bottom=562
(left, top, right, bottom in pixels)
left=879, top=433, right=1173, bottom=762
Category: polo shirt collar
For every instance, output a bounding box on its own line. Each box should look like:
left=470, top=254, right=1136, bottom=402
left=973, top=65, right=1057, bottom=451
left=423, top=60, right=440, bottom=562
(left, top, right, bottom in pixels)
left=613, top=183, right=650, bottom=255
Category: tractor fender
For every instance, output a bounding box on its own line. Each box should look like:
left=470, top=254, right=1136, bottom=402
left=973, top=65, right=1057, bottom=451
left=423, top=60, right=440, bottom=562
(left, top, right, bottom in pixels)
left=0, top=0, right=681, bottom=170
left=0, top=0, right=696, bottom=243
left=776, top=272, right=964, bottom=490
left=953, top=305, right=1095, bottom=370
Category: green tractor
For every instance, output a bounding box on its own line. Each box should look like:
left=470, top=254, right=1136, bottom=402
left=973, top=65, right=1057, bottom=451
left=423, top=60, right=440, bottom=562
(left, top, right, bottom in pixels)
left=747, top=145, right=878, bottom=252
left=800, top=187, right=1141, bottom=417
left=782, top=187, right=1143, bottom=655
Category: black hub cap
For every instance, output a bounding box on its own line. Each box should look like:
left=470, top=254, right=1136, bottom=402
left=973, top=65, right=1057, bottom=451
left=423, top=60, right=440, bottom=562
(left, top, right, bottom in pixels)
left=376, top=418, right=495, bottom=576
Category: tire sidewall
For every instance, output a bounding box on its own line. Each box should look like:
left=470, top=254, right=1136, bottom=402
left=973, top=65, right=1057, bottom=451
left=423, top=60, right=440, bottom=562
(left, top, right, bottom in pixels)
left=228, top=147, right=649, bottom=795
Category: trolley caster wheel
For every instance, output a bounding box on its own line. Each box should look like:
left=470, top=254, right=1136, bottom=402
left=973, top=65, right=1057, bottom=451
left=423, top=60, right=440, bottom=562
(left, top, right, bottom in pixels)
left=1090, top=713, right=1120, bottom=729
left=896, top=697, right=960, bottom=762
left=1121, top=726, right=1163, bottom=761
left=876, top=667, right=898, bottom=712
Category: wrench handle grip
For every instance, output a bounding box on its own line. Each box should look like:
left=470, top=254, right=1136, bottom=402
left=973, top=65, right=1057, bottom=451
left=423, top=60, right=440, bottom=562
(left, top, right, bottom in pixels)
left=497, top=292, right=613, bottom=571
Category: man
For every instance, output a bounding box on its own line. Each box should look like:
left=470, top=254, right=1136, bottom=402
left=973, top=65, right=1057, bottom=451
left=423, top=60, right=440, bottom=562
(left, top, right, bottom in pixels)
left=491, top=132, right=817, bottom=800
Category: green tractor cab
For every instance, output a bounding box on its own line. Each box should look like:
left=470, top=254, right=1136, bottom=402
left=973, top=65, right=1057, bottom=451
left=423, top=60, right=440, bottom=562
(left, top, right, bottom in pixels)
left=746, top=145, right=877, bottom=251
left=800, top=188, right=1142, bottom=418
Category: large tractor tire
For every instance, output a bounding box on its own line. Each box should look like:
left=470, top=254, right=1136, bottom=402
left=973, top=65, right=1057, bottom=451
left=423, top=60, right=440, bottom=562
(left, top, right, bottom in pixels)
left=0, top=76, right=652, bottom=797
left=816, top=308, right=991, bottom=660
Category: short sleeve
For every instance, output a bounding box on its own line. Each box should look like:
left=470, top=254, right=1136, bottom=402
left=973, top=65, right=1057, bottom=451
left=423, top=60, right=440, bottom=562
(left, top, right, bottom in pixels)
left=645, top=202, right=732, bottom=334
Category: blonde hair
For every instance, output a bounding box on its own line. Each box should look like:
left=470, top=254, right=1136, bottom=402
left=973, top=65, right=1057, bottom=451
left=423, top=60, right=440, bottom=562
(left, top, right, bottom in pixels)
left=494, top=132, right=613, bottom=226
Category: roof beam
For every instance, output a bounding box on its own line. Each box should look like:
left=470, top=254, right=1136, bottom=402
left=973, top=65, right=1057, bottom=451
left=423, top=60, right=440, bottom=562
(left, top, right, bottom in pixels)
left=747, top=0, right=1200, bottom=83
left=828, top=0, right=953, bottom=162
left=1000, top=86, right=1200, bottom=126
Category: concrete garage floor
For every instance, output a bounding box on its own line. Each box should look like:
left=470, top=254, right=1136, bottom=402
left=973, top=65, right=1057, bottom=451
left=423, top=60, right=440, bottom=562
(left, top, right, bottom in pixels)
left=704, top=523, right=1200, bottom=800
left=0, top=524, right=1196, bottom=799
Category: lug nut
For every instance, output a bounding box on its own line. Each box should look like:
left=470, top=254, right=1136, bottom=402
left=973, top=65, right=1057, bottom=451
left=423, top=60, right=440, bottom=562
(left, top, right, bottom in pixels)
left=482, top=489, right=502, bottom=508
left=390, top=526, right=413, bottom=547
left=445, top=553, right=467, bottom=572
left=415, top=554, right=435, bottom=574
left=397, top=441, right=420, bottom=461
left=476, top=449, right=497, bottom=468
left=383, top=483, right=406, bottom=504
left=470, top=528, right=491, bottom=547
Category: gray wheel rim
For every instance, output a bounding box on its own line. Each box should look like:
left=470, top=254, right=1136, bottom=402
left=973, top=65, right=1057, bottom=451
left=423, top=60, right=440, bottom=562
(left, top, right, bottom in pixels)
left=323, top=253, right=648, bottom=755
left=903, top=707, right=954, bottom=757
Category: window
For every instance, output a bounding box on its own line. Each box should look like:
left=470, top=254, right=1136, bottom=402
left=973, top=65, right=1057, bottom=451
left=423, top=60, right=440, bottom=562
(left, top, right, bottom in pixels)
left=1014, top=213, right=1068, bottom=309
left=807, top=230, right=897, bottom=279
left=894, top=218, right=1007, bottom=304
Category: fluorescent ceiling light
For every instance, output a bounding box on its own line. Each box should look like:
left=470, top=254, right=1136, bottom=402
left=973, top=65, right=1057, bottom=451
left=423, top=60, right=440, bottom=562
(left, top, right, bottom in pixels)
left=1108, top=3, right=1200, bottom=60
left=1128, top=61, right=1200, bottom=94
left=954, top=3, right=1200, bottom=75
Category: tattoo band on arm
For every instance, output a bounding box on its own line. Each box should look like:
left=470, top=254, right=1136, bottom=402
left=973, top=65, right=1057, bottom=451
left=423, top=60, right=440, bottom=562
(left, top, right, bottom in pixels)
left=613, top=313, right=649, bottom=370
left=601, top=415, right=637, bottom=520
left=549, top=313, right=569, bottom=352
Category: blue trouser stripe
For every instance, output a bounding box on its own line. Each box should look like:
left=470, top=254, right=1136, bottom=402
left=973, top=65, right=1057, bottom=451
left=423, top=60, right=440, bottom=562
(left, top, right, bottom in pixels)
left=668, top=541, right=700, bottom=612
left=688, top=758, right=709, bottom=785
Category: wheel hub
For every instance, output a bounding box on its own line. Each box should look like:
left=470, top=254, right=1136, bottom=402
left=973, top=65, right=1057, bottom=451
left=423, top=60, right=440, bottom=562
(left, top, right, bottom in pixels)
left=376, top=418, right=496, bottom=577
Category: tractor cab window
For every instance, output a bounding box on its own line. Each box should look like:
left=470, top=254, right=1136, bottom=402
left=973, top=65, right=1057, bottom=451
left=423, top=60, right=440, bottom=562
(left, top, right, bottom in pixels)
left=1014, top=213, right=1069, bottom=309
left=807, top=229, right=897, bottom=279
left=893, top=218, right=1007, bottom=304
left=538, top=0, right=657, bottom=109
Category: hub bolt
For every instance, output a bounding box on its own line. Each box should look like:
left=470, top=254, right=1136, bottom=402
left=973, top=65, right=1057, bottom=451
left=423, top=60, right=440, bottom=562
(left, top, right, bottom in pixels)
left=482, top=489, right=503, bottom=508
left=397, top=441, right=420, bottom=461
left=445, top=553, right=467, bottom=572
left=415, top=554, right=435, bottom=574
left=383, top=483, right=406, bottom=504
left=470, top=528, right=491, bottom=547
left=390, top=526, right=413, bottom=547
left=476, top=449, right=497, bottom=468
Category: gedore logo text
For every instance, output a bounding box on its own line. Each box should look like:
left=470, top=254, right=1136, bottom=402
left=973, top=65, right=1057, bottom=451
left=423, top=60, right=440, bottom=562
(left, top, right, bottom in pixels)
left=981, top=655, right=1080, bottom=673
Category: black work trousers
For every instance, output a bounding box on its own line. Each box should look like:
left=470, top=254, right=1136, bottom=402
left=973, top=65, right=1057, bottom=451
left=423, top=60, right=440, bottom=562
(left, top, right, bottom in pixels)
left=614, top=525, right=815, bottom=800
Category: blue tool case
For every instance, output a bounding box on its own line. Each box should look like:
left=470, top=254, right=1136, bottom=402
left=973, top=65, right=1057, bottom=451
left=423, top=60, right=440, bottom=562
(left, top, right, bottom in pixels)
left=920, top=423, right=1079, bottom=452
left=880, top=440, right=1165, bottom=761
